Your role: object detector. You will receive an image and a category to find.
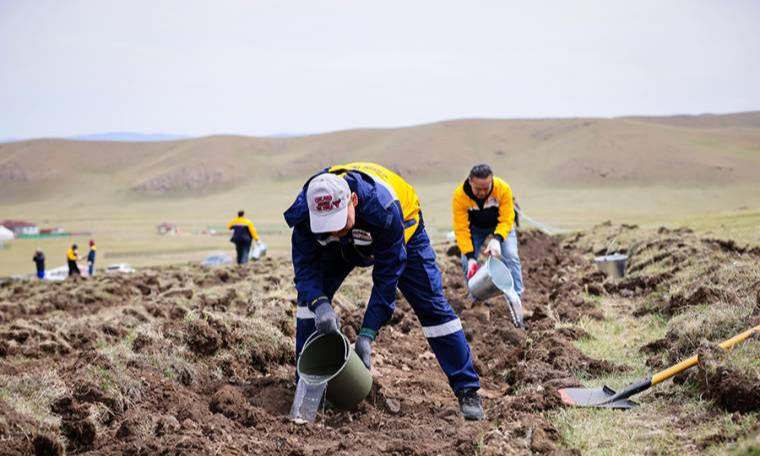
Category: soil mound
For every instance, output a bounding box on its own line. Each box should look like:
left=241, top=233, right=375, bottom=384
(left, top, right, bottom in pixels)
left=696, top=342, right=760, bottom=413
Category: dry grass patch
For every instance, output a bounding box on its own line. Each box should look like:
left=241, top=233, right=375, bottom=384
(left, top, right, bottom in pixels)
left=82, top=334, right=145, bottom=410
left=0, top=369, right=69, bottom=427
left=663, top=302, right=757, bottom=363
left=219, top=314, right=293, bottom=370
left=553, top=290, right=759, bottom=455
left=550, top=398, right=758, bottom=456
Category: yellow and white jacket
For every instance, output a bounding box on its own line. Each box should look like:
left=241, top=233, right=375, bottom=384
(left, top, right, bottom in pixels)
left=452, top=176, right=514, bottom=258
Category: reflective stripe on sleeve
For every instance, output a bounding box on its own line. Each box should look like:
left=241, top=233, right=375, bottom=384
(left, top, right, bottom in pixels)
left=297, top=307, right=316, bottom=319
left=421, top=318, right=463, bottom=338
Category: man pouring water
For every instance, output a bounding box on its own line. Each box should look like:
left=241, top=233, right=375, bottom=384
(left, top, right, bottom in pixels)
left=452, top=164, right=525, bottom=309
left=284, top=162, right=484, bottom=420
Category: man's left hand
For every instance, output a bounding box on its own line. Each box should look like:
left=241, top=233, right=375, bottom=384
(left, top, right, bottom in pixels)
left=486, top=239, right=502, bottom=257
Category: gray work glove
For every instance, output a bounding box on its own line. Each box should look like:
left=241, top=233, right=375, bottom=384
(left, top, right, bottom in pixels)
left=354, top=335, right=373, bottom=370
left=314, top=302, right=340, bottom=335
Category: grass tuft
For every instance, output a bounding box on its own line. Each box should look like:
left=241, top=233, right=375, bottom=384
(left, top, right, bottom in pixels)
left=0, top=370, right=69, bottom=427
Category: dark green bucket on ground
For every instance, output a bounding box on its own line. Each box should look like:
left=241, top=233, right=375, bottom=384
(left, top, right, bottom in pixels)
left=297, top=332, right=373, bottom=409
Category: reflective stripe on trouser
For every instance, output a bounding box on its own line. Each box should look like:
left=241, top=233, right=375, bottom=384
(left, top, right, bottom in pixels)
left=400, top=225, right=480, bottom=393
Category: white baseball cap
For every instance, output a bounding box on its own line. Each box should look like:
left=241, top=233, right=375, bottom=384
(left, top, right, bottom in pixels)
left=306, top=174, right=351, bottom=233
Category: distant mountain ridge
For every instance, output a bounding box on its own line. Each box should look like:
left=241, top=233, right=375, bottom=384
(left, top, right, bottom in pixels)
left=71, top=132, right=192, bottom=142
left=0, top=132, right=192, bottom=143
left=624, top=111, right=760, bottom=129
left=1, top=131, right=310, bottom=143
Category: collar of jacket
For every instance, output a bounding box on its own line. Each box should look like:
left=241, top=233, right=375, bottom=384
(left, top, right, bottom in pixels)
left=283, top=169, right=393, bottom=229
left=462, top=178, right=493, bottom=206
left=230, top=216, right=250, bottom=223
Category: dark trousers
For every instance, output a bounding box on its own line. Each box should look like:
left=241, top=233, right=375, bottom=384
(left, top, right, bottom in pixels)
left=235, top=242, right=251, bottom=265
left=295, top=220, right=480, bottom=394
left=68, top=260, right=80, bottom=277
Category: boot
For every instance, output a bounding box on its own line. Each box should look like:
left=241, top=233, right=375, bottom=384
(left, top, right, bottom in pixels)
left=456, top=388, right=485, bottom=421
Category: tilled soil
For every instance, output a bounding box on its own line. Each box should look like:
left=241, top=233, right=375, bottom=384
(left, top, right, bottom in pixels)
left=570, top=223, right=760, bottom=417
left=0, top=231, right=621, bottom=455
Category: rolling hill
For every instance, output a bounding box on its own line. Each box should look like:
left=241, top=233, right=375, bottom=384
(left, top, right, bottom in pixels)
left=2, top=112, right=759, bottom=203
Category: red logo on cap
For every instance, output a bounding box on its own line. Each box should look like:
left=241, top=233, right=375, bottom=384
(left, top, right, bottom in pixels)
left=314, top=195, right=341, bottom=212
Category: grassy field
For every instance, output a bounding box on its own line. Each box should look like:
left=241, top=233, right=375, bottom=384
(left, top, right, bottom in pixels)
left=2, top=178, right=759, bottom=277
left=548, top=296, right=759, bottom=456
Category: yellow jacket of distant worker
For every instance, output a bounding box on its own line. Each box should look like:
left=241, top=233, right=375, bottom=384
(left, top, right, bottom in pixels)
left=66, top=247, right=78, bottom=261
left=452, top=176, right=515, bottom=257
left=227, top=217, right=259, bottom=243
left=328, top=162, right=421, bottom=243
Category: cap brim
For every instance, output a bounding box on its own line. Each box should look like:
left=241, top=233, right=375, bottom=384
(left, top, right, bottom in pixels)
left=309, top=205, right=349, bottom=234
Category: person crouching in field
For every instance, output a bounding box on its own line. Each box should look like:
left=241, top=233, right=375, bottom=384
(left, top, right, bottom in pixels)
left=227, top=210, right=260, bottom=265
left=284, top=162, right=484, bottom=421
left=67, top=244, right=81, bottom=277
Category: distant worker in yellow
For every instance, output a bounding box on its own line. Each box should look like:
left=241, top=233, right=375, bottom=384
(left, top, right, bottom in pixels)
left=453, top=164, right=524, bottom=300
left=227, top=210, right=259, bottom=265
left=66, top=244, right=81, bottom=277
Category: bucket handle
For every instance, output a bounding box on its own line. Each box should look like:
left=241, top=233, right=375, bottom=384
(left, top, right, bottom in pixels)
left=604, top=239, right=617, bottom=256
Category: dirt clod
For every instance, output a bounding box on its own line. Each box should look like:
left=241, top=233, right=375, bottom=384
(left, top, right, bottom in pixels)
left=696, top=343, right=760, bottom=413
left=186, top=319, right=222, bottom=355
left=33, top=434, right=64, bottom=456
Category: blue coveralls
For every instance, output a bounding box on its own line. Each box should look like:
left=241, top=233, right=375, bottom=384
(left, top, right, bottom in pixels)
left=283, top=170, right=480, bottom=394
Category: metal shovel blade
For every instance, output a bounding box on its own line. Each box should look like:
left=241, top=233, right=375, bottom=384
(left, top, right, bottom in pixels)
left=558, top=386, right=638, bottom=409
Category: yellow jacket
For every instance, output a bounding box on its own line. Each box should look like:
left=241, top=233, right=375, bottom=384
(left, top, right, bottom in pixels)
left=329, top=162, right=421, bottom=243
left=66, top=247, right=78, bottom=261
left=452, top=176, right=514, bottom=257
left=227, top=217, right=259, bottom=242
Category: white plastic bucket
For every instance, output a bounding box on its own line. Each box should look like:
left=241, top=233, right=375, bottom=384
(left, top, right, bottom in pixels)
left=250, top=241, right=268, bottom=261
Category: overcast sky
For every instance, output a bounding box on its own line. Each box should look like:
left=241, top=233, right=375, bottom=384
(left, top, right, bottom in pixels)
left=1, top=0, right=759, bottom=139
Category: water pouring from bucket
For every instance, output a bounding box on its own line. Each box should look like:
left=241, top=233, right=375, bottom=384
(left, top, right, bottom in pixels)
left=290, top=332, right=373, bottom=423
left=468, top=256, right=524, bottom=328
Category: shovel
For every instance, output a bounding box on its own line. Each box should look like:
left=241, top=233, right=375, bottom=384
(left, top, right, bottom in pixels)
left=559, top=324, right=760, bottom=409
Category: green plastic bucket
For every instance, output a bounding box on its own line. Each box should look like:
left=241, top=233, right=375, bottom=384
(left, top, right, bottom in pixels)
left=296, top=332, right=373, bottom=409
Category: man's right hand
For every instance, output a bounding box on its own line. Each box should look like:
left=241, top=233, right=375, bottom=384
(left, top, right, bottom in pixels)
left=466, top=259, right=479, bottom=280
left=314, top=302, right=340, bottom=334
left=354, top=335, right=372, bottom=369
